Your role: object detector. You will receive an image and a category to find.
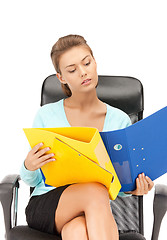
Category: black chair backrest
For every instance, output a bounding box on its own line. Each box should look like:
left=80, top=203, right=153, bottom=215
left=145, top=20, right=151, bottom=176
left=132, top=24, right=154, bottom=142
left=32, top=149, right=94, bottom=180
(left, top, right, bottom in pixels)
left=40, top=74, right=144, bottom=234
left=41, top=75, right=144, bottom=124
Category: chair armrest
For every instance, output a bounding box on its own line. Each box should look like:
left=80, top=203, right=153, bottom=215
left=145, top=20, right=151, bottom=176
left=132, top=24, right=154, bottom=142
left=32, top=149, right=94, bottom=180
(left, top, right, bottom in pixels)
left=1, top=174, right=20, bottom=185
left=0, top=174, right=20, bottom=233
left=151, top=184, right=167, bottom=240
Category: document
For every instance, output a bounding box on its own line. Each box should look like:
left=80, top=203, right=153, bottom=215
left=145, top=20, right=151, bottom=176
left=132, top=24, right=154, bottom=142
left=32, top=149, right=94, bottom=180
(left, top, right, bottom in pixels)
left=100, top=106, right=167, bottom=191
left=24, top=106, right=167, bottom=195
left=23, top=127, right=121, bottom=200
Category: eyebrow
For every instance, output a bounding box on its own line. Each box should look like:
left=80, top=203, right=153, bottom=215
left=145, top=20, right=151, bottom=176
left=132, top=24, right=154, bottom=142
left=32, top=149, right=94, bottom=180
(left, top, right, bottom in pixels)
left=65, top=55, right=90, bottom=69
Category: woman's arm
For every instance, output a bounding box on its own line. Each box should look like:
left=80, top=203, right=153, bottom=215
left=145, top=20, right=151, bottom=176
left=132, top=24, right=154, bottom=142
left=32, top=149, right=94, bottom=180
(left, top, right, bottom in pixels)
left=20, top=142, right=55, bottom=187
left=20, top=161, right=42, bottom=187
left=20, top=106, right=48, bottom=187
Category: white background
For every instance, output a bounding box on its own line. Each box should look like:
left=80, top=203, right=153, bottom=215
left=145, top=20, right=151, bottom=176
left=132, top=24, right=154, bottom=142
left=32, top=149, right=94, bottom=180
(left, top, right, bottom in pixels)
left=0, top=0, right=167, bottom=239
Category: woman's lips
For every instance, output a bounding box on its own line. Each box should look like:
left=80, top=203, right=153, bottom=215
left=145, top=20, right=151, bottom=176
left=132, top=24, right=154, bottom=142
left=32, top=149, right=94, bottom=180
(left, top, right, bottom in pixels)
left=81, top=79, right=91, bottom=85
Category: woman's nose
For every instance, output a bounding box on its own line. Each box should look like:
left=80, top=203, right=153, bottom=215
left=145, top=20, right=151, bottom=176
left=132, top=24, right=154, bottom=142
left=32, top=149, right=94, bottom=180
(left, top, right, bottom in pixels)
left=79, top=65, right=87, bottom=77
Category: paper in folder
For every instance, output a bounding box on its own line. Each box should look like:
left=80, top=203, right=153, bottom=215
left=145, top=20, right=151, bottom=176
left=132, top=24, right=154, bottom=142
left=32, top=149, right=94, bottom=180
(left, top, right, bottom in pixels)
left=23, top=127, right=121, bottom=200
left=100, top=106, right=167, bottom=192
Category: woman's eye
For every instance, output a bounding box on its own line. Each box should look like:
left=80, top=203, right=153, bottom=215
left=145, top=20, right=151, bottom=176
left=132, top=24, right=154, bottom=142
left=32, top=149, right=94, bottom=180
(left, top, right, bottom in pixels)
left=85, top=62, right=90, bottom=66
left=69, top=69, right=76, bottom=73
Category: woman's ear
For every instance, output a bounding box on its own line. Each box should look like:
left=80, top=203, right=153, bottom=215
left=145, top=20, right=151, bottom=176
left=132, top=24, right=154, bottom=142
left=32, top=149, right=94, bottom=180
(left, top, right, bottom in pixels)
left=56, top=73, right=66, bottom=84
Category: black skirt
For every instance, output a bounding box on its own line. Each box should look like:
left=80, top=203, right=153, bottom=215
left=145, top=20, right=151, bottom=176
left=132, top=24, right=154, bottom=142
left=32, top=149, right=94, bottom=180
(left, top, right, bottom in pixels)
left=25, top=184, right=71, bottom=236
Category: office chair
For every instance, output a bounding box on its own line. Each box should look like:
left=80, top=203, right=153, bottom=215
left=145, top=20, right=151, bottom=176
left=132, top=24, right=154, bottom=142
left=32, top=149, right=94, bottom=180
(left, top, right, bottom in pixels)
left=0, top=75, right=167, bottom=240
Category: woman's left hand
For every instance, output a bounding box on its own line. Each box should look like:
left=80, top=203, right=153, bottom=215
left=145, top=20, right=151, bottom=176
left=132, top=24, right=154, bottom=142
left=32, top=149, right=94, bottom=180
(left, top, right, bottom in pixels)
left=126, top=173, right=154, bottom=196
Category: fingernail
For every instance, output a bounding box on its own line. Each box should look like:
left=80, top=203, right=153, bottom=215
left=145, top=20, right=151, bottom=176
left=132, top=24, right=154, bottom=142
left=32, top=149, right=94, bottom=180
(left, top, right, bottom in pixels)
left=142, top=173, right=145, bottom=177
left=40, top=142, right=43, bottom=146
left=51, top=153, right=55, bottom=156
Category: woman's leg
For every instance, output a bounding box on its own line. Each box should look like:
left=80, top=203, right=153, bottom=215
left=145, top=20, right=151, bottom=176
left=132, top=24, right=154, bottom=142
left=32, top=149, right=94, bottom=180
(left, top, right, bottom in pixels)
left=55, top=182, right=118, bottom=240
left=61, top=215, right=88, bottom=240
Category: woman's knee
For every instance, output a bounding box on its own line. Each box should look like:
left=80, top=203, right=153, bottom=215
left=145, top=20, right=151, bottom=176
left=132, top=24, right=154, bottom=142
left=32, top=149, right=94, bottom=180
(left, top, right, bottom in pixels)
left=86, top=182, right=109, bottom=197
left=55, top=182, right=110, bottom=233
left=61, top=216, right=88, bottom=240
left=84, top=182, right=110, bottom=208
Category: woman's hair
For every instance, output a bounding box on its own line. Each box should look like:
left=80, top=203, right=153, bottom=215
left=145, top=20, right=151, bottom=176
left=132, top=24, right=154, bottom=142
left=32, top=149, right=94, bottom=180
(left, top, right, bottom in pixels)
left=51, top=34, right=94, bottom=97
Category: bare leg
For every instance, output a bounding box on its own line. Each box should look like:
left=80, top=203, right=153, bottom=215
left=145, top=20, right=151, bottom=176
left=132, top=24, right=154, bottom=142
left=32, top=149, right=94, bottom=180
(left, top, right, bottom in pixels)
left=55, top=182, right=118, bottom=240
left=61, top=215, right=88, bottom=240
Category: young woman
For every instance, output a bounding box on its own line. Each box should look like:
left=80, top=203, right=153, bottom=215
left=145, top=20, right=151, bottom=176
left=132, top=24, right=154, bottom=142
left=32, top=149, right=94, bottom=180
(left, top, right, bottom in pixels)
left=20, top=34, right=154, bottom=240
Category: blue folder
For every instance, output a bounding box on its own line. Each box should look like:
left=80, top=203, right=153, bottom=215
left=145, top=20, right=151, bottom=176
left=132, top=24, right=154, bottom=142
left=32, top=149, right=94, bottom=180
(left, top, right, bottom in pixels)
left=100, top=106, right=167, bottom=192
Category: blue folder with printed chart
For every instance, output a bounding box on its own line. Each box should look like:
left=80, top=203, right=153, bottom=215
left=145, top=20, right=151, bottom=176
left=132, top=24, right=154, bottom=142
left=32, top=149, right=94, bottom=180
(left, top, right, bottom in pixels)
left=100, top=106, right=167, bottom=192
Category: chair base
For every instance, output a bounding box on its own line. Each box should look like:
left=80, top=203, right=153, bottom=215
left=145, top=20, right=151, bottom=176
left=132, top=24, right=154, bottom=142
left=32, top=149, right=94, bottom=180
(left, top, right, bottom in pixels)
left=7, top=226, right=61, bottom=240
left=7, top=226, right=146, bottom=240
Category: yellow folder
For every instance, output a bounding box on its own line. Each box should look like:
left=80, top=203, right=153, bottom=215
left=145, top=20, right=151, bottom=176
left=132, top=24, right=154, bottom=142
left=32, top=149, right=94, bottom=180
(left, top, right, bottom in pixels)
left=23, top=127, right=121, bottom=200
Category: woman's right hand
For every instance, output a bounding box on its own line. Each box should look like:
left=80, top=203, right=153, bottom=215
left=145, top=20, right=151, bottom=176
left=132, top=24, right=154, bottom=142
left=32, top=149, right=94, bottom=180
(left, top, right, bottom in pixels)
left=24, top=143, right=55, bottom=171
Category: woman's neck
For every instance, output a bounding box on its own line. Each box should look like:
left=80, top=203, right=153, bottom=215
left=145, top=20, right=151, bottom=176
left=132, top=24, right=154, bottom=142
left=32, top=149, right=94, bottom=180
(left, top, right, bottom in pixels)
left=65, top=91, right=100, bottom=111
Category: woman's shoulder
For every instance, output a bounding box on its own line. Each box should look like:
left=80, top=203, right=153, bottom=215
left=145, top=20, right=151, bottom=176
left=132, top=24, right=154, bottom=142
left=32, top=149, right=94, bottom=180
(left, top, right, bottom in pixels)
left=105, top=103, right=132, bottom=129
left=37, top=99, right=63, bottom=115
left=106, top=103, right=129, bottom=118
left=32, top=99, right=64, bottom=128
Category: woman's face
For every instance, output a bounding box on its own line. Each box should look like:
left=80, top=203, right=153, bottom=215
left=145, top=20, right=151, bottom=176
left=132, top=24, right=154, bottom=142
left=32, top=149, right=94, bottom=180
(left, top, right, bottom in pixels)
left=57, top=45, right=98, bottom=95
